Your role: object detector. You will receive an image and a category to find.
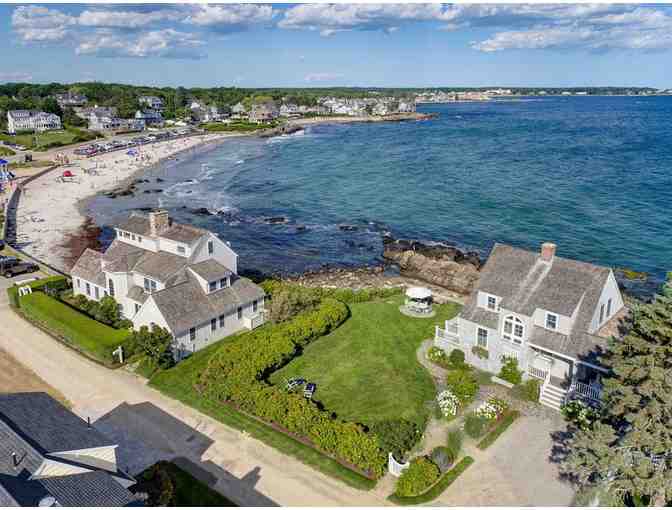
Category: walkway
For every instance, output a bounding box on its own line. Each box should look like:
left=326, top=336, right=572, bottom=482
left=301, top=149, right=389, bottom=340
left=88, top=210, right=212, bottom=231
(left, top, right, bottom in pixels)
left=0, top=280, right=391, bottom=507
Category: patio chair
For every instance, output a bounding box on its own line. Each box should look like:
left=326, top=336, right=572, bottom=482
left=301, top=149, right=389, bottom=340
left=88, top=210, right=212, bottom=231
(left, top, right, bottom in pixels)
left=304, top=382, right=317, bottom=399
left=286, top=377, right=306, bottom=392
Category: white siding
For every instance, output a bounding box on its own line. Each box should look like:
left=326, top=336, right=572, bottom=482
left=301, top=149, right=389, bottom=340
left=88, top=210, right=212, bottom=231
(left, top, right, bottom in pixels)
left=132, top=296, right=171, bottom=332
left=190, top=234, right=238, bottom=274
left=588, top=270, right=625, bottom=333
left=72, top=278, right=106, bottom=303
left=51, top=446, right=118, bottom=472
left=532, top=307, right=573, bottom=335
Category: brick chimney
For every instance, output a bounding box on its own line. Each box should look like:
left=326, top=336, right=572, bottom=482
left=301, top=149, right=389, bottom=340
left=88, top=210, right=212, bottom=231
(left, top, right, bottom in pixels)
left=540, top=242, right=556, bottom=263
left=148, top=210, right=170, bottom=237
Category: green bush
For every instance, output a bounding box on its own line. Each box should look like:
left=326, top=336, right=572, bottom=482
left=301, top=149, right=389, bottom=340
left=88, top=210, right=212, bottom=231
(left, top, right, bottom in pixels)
left=126, top=325, right=175, bottom=369
left=371, top=419, right=422, bottom=461
left=449, top=349, right=465, bottom=366
left=395, top=457, right=440, bottom=497
left=266, top=285, right=321, bottom=323
left=498, top=356, right=523, bottom=385
left=261, top=279, right=402, bottom=307
left=515, top=378, right=541, bottom=402
left=477, top=410, right=520, bottom=450
left=471, top=345, right=489, bottom=359
left=446, top=430, right=463, bottom=463
left=561, top=400, right=600, bottom=431
left=464, top=413, right=491, bottom=439
left=197, top=298, right=385, bottom=477
left=427, top=346, right=451, bottom=369
left=389, top=457, right=474, bottom=505
left=444, top=370, right=479, bottom=406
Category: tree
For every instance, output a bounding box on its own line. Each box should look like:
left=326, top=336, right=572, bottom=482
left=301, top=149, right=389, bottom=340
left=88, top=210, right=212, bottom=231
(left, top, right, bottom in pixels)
left=41, top=97, right=63, bottom=118
left=561, top=275, right=672, bottom=504
left=129, top=325, right=174, bottom=368
left=62, top=107, right=86, bottom=127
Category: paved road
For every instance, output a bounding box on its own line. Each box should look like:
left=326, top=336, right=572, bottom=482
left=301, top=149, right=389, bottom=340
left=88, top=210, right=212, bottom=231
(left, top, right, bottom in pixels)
left=0, top=278, right=391, bottom=507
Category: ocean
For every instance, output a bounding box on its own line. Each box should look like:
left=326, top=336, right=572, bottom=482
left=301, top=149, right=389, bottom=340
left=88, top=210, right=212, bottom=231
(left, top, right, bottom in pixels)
left=84, top=96, right=672, bottom=292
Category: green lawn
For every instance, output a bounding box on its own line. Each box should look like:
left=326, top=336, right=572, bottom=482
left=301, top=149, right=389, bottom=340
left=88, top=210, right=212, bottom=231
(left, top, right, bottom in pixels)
left=270, top=295, right=461, bottom=426
left=18, top=291, right=129, bottom=364
left=134, top=461, right=237, bottom=506
left=0, top=127, right=99, bottom=151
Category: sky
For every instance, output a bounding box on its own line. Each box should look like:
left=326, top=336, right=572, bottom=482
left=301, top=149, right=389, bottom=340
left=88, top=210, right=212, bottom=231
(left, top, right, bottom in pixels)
left=2, top=3, right=672, bottom=88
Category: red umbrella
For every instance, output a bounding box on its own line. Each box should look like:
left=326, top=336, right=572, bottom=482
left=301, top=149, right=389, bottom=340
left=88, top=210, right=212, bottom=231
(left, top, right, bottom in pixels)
left=62, top=170, right=74, bottom=177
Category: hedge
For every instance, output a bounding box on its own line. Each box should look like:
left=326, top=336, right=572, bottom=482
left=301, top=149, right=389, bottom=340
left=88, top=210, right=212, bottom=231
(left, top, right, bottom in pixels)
left=395, top=457, right=441, bottom=497
left=17, top=290, right=130, bottom=365
left=196, top=298, right=387, bottom=477
left=388, top=456, right=475, bottom=505
left=476, top=410, right=520, bottom=450
left=260, top=279, right=402, bottom=304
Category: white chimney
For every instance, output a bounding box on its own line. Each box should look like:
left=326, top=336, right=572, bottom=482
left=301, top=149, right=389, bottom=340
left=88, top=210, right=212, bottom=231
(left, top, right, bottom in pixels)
left=540, top=242, right=556, bottom=263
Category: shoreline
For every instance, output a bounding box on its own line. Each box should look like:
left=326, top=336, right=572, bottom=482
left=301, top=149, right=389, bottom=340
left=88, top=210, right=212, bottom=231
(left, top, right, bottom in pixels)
left=289, top=111, right=436, bottom=127
left=15, top=132, right=245, bottom=272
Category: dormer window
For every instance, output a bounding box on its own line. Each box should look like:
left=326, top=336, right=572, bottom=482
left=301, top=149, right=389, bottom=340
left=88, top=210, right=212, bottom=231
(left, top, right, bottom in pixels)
left=220, top=277, right=228, bottom=288
left=545, top=312, right=558, bottom=330
left=208, top=281, right=217, bottom=293
left=503, top=315, right=524, bottom=345
left=144, top=278, right=157, bottom=293
left=178, top=246, right=185, bottom=254
left=208, top=240, right=214, bottom=255
left=487, top=296, right=496, bottom=310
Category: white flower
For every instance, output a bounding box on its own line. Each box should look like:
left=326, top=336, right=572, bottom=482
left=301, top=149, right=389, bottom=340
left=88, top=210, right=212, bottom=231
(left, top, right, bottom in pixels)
left=437, top=390, right=460, bottom=418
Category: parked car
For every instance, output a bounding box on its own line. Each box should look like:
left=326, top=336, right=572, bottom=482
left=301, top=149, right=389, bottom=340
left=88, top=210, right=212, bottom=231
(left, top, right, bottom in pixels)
left=2, top=261, right=39, bottom=278
left=0, top=255, right=19, bottom=266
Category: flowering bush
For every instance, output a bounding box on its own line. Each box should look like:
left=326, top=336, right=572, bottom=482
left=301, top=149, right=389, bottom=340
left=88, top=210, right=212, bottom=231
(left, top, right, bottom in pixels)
left=427, top=346, right=451, bottom=368
left=436, top=390, right=460, bottom=418
left=561, top=400, right=600, bottom=431
left=475, top=396, right=508, bottom=421
left=445, top=370, right=479, bottom=405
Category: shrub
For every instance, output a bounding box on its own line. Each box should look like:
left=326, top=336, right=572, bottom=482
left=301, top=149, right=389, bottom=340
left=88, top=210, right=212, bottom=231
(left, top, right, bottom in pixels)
left=388, top=457, right=474, bottom=505
left=444, top=370, right=479, bottom=406
left=436, top=390, right=460, bottom=418
left=266, top=286, right=321, bottom=323
left=464, top=413, right=491, bottom=439
left=561, top=400, right=600, bottom=431
left=430, top=446, right=452, bottom=473
left=474, top=396, right=508, bottom=421
left=395, top=457, right=440, bottom=497
left=477, top=410, right=520, bottom=450
left=515, top=379, right=541, bottom=402
left=136, top=462, right=175, bottom=506
left=449, top=349, right=465, bottom=367
left=471, top=345, right=489, bottom=359
left=127, top=325, right=175, bottom=369
left=427, top=346, right=451, bottom=368
left=446, top=430, right=463, bottom=463
left=498, top=356, right=523, bottom=385
left=371, top=419, right=422, bottom=460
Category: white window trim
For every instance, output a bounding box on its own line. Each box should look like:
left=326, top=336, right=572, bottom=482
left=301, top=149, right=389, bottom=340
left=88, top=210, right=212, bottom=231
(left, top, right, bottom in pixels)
left=485, top=293, right=498, bottom=311
left=502, top=314, right=525, bottom=345
left=477, top=327, right=488, bottom=348
left=545, top=312, right=559, bottom=331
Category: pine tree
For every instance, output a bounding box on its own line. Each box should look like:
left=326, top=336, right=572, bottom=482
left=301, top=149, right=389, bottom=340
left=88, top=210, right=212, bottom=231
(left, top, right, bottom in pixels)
left=562, top=275, right=672, bottom=504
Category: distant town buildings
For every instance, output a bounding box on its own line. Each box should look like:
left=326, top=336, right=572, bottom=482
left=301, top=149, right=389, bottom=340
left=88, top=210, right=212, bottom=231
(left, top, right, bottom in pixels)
left=54, top=91, right=88, bottom=108
left=317, top=96, right=415, bottom=116
left=7, top=110, right=62, bottom=134
left=249, top=101, right=279, bottom=123
left=135, top=109, right=164, bottom=127
left=138, top=95, right=165, bottom=111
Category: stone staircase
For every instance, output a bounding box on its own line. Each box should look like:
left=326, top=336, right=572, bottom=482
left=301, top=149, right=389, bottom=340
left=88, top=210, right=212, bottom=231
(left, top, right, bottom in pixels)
left=539, top=383, right=567, bottom=411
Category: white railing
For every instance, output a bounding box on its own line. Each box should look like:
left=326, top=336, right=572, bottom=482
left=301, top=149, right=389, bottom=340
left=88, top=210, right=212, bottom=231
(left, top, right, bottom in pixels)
left=527, top=365, right=548, bottom=381
left=244, top=312, right=265, bottom=330
left=570, top=380, right=602, bottom=402
left=435, top=326, right=459, bottom=345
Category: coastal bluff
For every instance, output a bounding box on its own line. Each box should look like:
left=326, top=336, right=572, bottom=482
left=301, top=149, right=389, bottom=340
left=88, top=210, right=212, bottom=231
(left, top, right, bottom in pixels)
left=382, top=236, right=481, bottom=295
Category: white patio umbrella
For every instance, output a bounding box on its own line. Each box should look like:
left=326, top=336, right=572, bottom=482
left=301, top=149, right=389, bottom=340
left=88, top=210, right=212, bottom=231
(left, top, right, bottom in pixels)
left=405, top=287, right=432, bottom=300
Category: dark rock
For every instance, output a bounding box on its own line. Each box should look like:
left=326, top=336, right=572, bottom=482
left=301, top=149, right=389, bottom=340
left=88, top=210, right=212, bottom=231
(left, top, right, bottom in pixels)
left=264, top=216, right=288, bottom=225
left=339, top=224, right=358, bottom=232
left=295, top=225, right=307, bottom=232
left=142, top=189, right=163, bottom=194
left=191, top=207, right=213, bottom=216
left=155, top=177, right=164, bottom=183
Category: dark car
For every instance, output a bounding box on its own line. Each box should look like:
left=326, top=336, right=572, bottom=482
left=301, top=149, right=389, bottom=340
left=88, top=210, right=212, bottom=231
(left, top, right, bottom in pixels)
left=0, top=255, right=19, bottom=266
left=3, top=261, right=39, bottom=278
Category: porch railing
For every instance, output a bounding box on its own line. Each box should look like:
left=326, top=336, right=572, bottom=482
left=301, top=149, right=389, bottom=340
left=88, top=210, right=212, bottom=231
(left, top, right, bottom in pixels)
left=435, top=325, right=460, bottom=346
left=527, top=365, right=548, bottom=381
left=569, top=380, right=602, bottom=402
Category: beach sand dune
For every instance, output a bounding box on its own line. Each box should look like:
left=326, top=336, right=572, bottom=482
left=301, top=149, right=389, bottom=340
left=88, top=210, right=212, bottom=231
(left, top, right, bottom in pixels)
left=16, top=133, right=239, bottom=272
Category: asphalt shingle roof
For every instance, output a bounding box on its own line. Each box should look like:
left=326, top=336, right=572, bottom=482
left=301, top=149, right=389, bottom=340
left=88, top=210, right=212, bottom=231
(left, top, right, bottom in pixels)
left=189, top=259, right=232, bottom=282
left=70, top=249, right=105, bottom=287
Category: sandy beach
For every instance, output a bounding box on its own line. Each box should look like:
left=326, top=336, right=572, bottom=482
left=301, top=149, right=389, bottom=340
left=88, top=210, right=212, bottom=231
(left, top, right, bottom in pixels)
left=15, top=132, right=242, bottom=272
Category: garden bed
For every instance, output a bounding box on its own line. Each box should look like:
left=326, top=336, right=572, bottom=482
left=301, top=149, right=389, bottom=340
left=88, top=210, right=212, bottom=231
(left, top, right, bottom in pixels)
left=388, top=456, right=475, bottom=505
left=477, top=410, right=520, bottom=450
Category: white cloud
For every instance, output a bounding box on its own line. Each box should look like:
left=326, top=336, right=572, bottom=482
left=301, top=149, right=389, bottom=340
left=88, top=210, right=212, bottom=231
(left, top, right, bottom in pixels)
left=304, top=72, right=344, bottom=82
left=12, top=5, right=76, bottom=42
left=76, top=29, right=205, bottom=59
left=0, top=71, right=34, bottom=83
left=77, top=9, right=183, bottom=29
left=184, top=4, right=273, bottom=30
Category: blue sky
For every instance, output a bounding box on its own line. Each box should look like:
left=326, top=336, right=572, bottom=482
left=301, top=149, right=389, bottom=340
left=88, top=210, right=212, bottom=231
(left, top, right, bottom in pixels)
left=2, top=3, right=672, bottom=88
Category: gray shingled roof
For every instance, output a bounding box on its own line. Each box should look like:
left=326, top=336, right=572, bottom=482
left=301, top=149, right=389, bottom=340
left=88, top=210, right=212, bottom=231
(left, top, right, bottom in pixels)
left=0, top=393, right=137, bottom=507
left=189, top=259, right=232, bottom=282
left=71, top=249, right=105, bottom=287
left=132, top=250, right=188, bottom=282
left=150, top=274, right=265, bottom=333
left=127, top=286, right=149, bottom=304
left=115, top=212, right=208, bottom=244
left=461, top=243, right=614, bottom=360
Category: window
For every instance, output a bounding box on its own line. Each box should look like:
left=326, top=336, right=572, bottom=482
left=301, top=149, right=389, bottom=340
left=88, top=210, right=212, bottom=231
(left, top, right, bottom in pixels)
left=208, top=240, right=214, bottom=255
left=209, top=281, right=217, bottom=293
left=599, top=303, right=605, bottom=323
left=76, top=278, right=80, bottom=289
left=189, top=327, right=196, bottom=341
left=144, top=278, right=157, bottom=293
left=219, top=314, right=225, bottom=328
left=253, top=300, right=258, bottom=313
left=607, top=298, right=612, bottom=317
left=131, top=234, right=136, bottom=241
left=237, top=307, right=243, bottom=320
left=502, top=315, right=524, bottom=344
left=94, top=287, right=99, bottom=299
left=85, top=282, right=91, bottom=296
left=137, top=236, right=142, bottom=243
left=545, top=312, right=558, bottom=330
left=487, top=295, right=497, bottom=310
left=477, top=328, right=488, bottom=348
left=177, top=246, right=185, bottom=254
left=220, top=277, right=227, bottom=288
left=134, top=303, right=140, bottom=314
left=211, top=318, right=217, bottom=332
left=108, top=278, right=115, bottom=297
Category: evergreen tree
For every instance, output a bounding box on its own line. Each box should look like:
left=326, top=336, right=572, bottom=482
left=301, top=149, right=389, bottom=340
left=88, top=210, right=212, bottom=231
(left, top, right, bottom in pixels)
left=562, top=276, right=672, bottom=504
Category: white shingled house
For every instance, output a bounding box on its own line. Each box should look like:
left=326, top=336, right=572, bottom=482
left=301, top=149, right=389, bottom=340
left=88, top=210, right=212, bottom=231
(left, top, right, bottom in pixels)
left=71, top=210, right=266, bottom=360
left=434, top=242, right=625, bottom=409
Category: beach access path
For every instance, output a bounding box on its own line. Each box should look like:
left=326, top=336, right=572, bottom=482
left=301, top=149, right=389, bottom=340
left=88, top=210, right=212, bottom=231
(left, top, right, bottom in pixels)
left=0, top=277, right=392, bottom=507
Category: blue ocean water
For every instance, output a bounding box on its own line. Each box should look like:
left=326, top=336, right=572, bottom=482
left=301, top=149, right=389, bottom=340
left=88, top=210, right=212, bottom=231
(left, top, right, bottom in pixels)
left=85, top=96, right=672, bottom=288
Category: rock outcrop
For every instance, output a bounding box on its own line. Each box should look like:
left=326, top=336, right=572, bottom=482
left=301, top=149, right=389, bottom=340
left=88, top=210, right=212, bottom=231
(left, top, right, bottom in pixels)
left=382, top=236, right=481, bottom=295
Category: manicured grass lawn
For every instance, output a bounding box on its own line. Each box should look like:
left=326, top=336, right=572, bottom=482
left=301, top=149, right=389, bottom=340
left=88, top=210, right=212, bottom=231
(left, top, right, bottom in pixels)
left=134, top=461, right=237, bottom=506
left=150, top=329, right=377, bottom=490
left=0, top=128, right=99, bottom=151
left=270, top=295, right=462, bottom=426
left=201, top=121, right=278, bottom=132
left=18, top=291, right=129, bottom=364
